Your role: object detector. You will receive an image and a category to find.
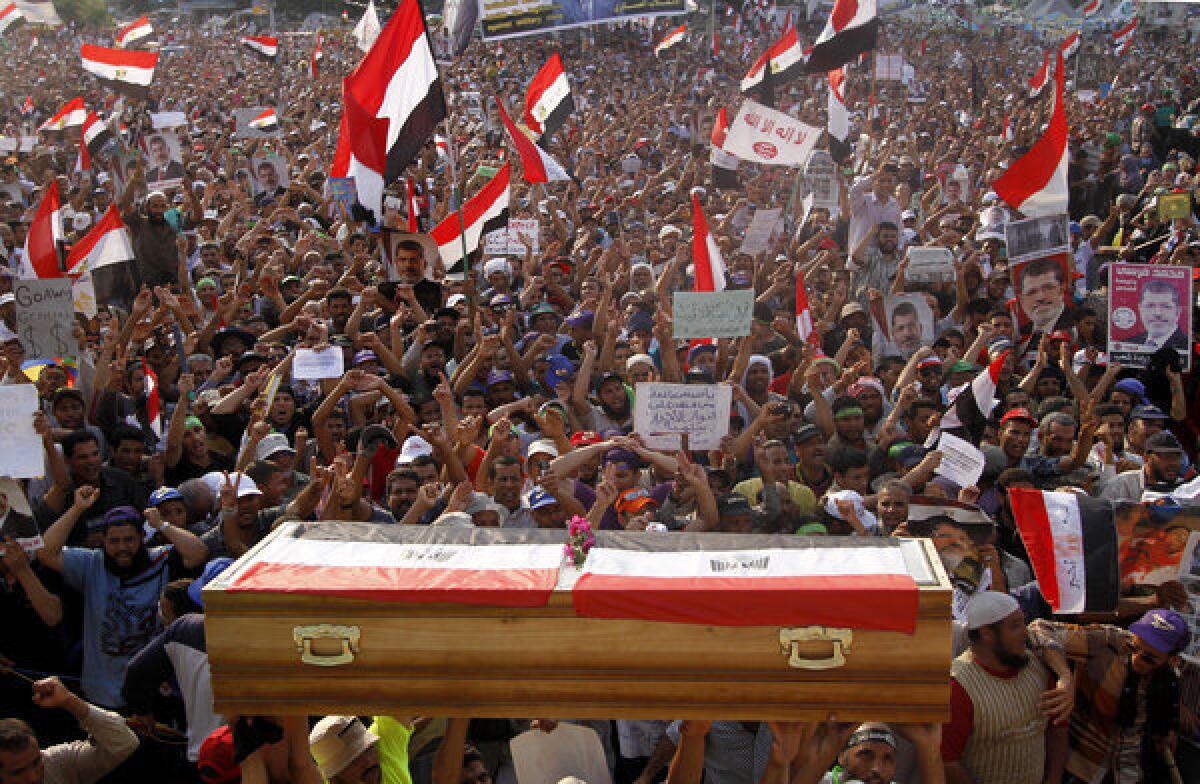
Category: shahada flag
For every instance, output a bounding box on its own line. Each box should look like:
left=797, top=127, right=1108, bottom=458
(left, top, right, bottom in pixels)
left=1060, top=31, right=1080, bottom=61
left=80, top=45, right=158, bottom=99
left=0, top=3, right=23, bottom=34
left=240, top=35, right=278, bottom=61
left=1082, top=0, right=1100, bottom=15
left=710, top=107, right=740, bottom=190
left=1008, top=488, right=1119, bottom=613
left=115, top=16, right=152, bottom=48
left=993, top=50, right=1068, bottom=218
left=827, top=67, right=851, bottom=165
left=429, top=162, right=511, bottom=271
left=741, top=24, right=809, bottom=96
left=692, top=192, right=727, bottom=292
left=573, top=534, right=919, bottom=633
left=931, top=350, right=1008, bottom=447
left=1028, top=52, right=1050, bottom=98
left=805, top=0, right=878, bottom=74
left=82, top=112, right=114, bottom=159
left=495, top=98, right=569, bottom=184
left=38, top=97, right=86, bottom=132
left=524, top=53, right=573, bottom=140
left=225, top=523, right=563, bottom=607
left=20, top=181, right=64, bottom=279
left=343, top=0, right=445, bottom=183
left=248, top=108, right=279, bottom=133
left=655, top=23, right=686, bottom=56
left=722, top=99, right=821, bottom=166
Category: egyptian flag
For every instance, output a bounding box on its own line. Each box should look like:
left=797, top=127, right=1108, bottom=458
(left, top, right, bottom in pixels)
left=82, top=112, right=114, bottom=158
left=827, top=67, right=851, bottom=165
left=226, top=526, right=564, bottom=607
left=1113, top=20, right=1136, bottom=55
left=248, top=108, right=279, bottom=133
left=0, top=2, right=22, bottom=34
left=1008, top=489, right=1119, bottom=613
left=692, top=193, right=727, bottom=292
left=795, top=268, right=819, bottom=346
left=993, top=50, right=1068, bottom=218
left=343, top=0, right=446, bottom=183
left=524, top=53, right=573, bottom=140
left=741, top=24, right=809, bottom=96
left=75, top=137, right=90, bottom=173
left=932, top=350, right=1008, bottom=446
left=330, top=87, right=388, bottom=219
left=405, top=178, right=420, bottom=232
left=1082, top=0, right=1100, bottom=15
left=710, top=107, right=740, bottom=190
left=240, top=35, right=278, bottom=61
left=805, top=0, right=878, bottom=74
left=573, top=535, right=919, bottom=633
left=310, top=32, right=323, bottom=79
left=1060, top=31, right=1080, bottom=61
left=115, top=16, right=152, bottom=48
left=654, top=23, right=686, bottom=56
left=20, top=182, right=64, bottom=279
left=38, top=97, right=86, bottom=132
left=65, top=205, right=134, bottom=275
left=712, top=27, right=720, bottom=59
left=429, top=162, right=510, bottom=271
left=496, top=98, right=569, bottom=184
left=434, top=133, right=448, bottom=160
left=1002, top=113, right=1014, bottom=142
left=20, top=95, right=33, bottom=115
left=80, top=45, right=158, bottom=99
left=1028, top=53, right=1050, bottom=98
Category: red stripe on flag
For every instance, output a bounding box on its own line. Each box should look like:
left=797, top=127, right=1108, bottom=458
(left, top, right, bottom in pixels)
left=573, top=573, right=918, bottom=632
left=81, top=43, right=158, bottom=68
left=230, top=563, right=558, bottom=607
left=1007, top=488, right=1061, bottom=610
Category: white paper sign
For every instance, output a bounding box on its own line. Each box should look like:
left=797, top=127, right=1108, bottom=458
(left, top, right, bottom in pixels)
left=511, top=723, right=612, bottom=784
left=293, top=347, right=345, bottom=380
left=874, top=53, right=905, bottom=81
left=935, top=432, right=986, bottom=488
left=804, top=150, right=840, bottom=211
left=0, top=385, right=44, bottom=478
left=739, top=207, right=782, bottom=255
left=150, top=111, right=188, bottom=130
left=905, top=246, right=956, bottom=284
left=633, top=382, right=732, bottom=451
left=723, top=100, right=821, bottom=167
left=484, top=218, right=540, bottom=256
left=672, top=290, right=755, bottom=339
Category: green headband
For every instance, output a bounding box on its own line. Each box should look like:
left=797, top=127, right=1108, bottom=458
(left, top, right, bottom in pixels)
left=185, top=416, right=204, bottom=430
left=834, top=406, right=865, bottom=420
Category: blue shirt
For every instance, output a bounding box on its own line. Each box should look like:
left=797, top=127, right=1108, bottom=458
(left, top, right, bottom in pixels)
left=61, top=545, right=173, bottom=708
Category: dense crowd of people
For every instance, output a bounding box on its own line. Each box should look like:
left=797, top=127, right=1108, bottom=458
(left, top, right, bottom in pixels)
left=0, top=2, right=1199, bottom=783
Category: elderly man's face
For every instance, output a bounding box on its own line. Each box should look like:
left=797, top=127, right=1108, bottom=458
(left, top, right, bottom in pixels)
left=892, top=311, right=921, bottom=353
left=1019, top=270, right=1064, bottom=329
left=145, top=193, right=168, bottom=219
left=930, top=522, right=973, bottom=569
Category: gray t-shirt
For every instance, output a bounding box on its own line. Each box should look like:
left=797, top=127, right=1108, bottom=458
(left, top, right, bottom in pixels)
left=665, top=721, right=771, bottom=784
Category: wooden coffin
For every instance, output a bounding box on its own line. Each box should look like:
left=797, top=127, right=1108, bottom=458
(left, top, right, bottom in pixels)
left=204, top=523, right=953, bottom=722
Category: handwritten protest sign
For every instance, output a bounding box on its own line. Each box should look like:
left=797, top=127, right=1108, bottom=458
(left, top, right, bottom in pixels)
left=0, top=385, right=44, bottom=478
left=934, top=432, right=986, bottom=488
left=738, top=208, right=781, bottom=255
left=672, top=290, right=755, bottom=339
left=15, top=279, right=76, bottom=359
left=904, top=246, right=955, bottom=284
left=484, top=218, right=540, bottom=256
left=634, top=383, right=732, bottom=451
left=293, top=347, right=345, bottom=380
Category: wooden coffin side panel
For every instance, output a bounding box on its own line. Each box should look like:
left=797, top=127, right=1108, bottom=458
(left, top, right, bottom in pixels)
left=206, top=587, right=952, bottom=722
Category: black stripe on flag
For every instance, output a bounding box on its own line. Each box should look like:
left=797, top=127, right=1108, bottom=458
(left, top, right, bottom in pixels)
left=387, top=84, right=447, bottom=183
left=538, top=94, right=574, bottom=140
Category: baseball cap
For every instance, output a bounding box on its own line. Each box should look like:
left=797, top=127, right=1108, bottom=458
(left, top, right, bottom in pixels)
left=603, top=447, right=641, bottom=469
left=148, top=487, right=183, bottom=507
left=1144, top=431, right=1184, bottom=453
left=1129, top=608, right=1189, bottom=655
left=485, top=369, right=515, bottom=388
left=570, top=430, right=602, bottom=447
left=396, top=435, right=434, bottom=466
left=255, top=432, right=295, bottom=461
left=1131, top=404, right=1168, bottom=421
left=1114, top=379, right=1147, bottom=402
left=309, top=716, right=380, bottom=779
left=197, top=725, right=240, bottom=784
left=530, top=302, right=560, bottom=319
left=1001, top=407, right=1038, bottom=426
left=966, top=591, right=1020, bottom=630
left=353, top=349, right=378, bottom=366
left=528, top=487, right=559, bottom=510
left=188, top=556, right=235, bottom=608
left=615, top=487, right=657, bottom=514
left=564, top=310, right=595, bottom=329
left=526, top=439, right=559, bottom=460
left=544, top=354, right=574, bottom=389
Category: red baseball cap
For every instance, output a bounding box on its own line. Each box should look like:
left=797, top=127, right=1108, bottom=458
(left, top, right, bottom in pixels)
left=1001, top=407, right=1038, bottom=426
left=197, top=725, right=240, bottom=784
left=570, top=430, right=602, bottom=447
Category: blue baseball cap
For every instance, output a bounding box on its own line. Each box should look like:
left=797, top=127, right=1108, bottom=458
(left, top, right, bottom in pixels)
left=149, top=487, right=184, bottom=507
left=485, top=369, right=515, bottom=388
left=188, top=557, right=235, bottom=609
left=545, top=354, right=575, bottom=389
left=528, top=487, right=559, bottom=510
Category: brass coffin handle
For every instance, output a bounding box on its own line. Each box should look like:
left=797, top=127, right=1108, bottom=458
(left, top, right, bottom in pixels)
left=778, top=627, right=853, bottom=670
left=293, top=624, right=361, bottom=667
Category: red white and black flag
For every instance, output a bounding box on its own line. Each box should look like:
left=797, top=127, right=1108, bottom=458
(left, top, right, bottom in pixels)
left=81, top=111, right=114, bottom=158
left=827, top=67, right=851, bottom=164
left=20, top=181, right=64, bottom=279
left=654, top=23, right=686, bottom=56
left=1112, top=19, right=1136, bottom=55
left=38, top=97, right=86, bottom=132
left=1028, top=52, right=1050, bottom=98
left=524, top=52, right=573, bottom=141
left=1008, top=489, right=1119, bottom=613
left=80, top=45, right=158, bottom=99
left=343, top=0, right=446, bottom=183
left=115, top=16, right=153, bottom=48
left=993, top=50, right=1068, bottom=218
left=429, top=162, right=511, bottom=272
left=496, top=98, right=569, bottom=184
left=1060, top=31, right=1080, bottom=61
left=692, top=192, right=727, bottom=292
left=310, top=32, right=323, bottom=79
left=248, top=108, right=279, bottom=133
left=330, top=87, right=388, bottom=219
left=741, top=24, right=809, bottom=96
left=1082, top=0, right=1101, bottom=15
left=710, top=107, right=740, bottom=190
left=65, top=204, right=134, bottom=275
left=240, top=35, right=278, bottom=61
left=805, top=0, right=878, bottom=73
left=0, top=2, right=23, bottom=35
left=795, top=268, right=819, bottom=346
left=931, top=350, right=1008, bottom=446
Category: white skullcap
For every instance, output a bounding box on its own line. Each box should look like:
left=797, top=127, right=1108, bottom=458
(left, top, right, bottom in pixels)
left=966, top=591, right=1019, bottom=630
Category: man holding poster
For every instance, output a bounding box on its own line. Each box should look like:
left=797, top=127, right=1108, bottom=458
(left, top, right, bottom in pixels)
left=1108, top=264, right=1192, bottom=369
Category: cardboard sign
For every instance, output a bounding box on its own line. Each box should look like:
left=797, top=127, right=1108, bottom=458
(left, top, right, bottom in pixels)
left=877, top=293, right=935, bottom=358
left=0, top=385, right=44, bottom=478
left=904, top=246, right=956, bottom=284
left=1107, top=263, right=1192, bottom=370
left=633, top=382, right=732, bottom=452
left=739, top=208, right=782, bottom=255
left=484, top=218, right=540, bottom=256
left=874, top=53, right=905, bottom=81
left=671, top=290, right=755, bottom=339
left=1158, top=192, right=1192, bottom=221
left=293, top=347, right=345, bottom=380
left=15, top=279, right=76, bottom=359
left=1004, top=214, right=1070, bottom=264
left=142, top=131, right=185, bottom=190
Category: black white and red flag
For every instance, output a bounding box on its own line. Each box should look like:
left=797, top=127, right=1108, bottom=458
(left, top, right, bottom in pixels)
left=0, top=2, right=23, bottom=35
left=429, top=162, right=511, bottom=272
left=741, top=24, right=809, bottom=96
left=20, top=181, right=64, bottom=279
left=524, top=52, right=573, bottom=141
left=1028, top=52, right=1050, bottom=98
left=115, top=16, right=153, bottom=48
left=692, top=193, right=727, bottom=292
left=805, top=0, right=878, bottom=73
left=710, top=107, right=740, bottom=190
left=310, top=32, right=323, bottom=79
left=81, top=111, right=114, bottom=158
left=496, top=98, right=569, bottom=184
left=929, top=350, right=1008, bottom=447
left=80, top=45, right=158, bottom=99
left=240, top=35, right=278, bottom=60
left=993, top=50, right=1068, bottom=218
left=1082, top=0, right=1101, bottom=15
left=827, top=67, right=851, bottom=164
left=38, top=97, right=86, bottom=132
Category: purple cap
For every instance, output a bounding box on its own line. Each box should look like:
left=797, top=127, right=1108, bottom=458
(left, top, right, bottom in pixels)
left=1129, top=608, right=1189, bottom=655
left=602, top=447, right=641, bottom=469
left=565, top=310, right=594, bottom=329
left=353, top=349, right=378, bottom=366
left=485, top=369, right=515, bottom=387
left=1114, top=378, right=1146, bottom=402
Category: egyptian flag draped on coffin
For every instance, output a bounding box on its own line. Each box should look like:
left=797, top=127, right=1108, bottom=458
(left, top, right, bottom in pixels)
left=574, top=533, right=919, bottom=632
left=1007, top=488, right=1119, bottom=613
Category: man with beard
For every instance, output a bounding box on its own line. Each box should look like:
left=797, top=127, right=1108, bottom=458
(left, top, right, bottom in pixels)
left=119, top=164, right=191, bottom=288
left=1015, top=257, right=1068, bottom=336
left=384, top=470, right=420, bottom=522
left=941, top=592, right=1073, bottom=784
left=850, top=222, right=902, bottom=309
left=37, top=490, right=208, bottom=709
left=1121, top=279, right=1189, bottom=353
left=389, top=237, right=443, bottom=315
left=889, top=300, right=924, bottom=358
left=33, top=430, right=146, bottom=546
left=1100, top=430, right=1187, bottom=501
